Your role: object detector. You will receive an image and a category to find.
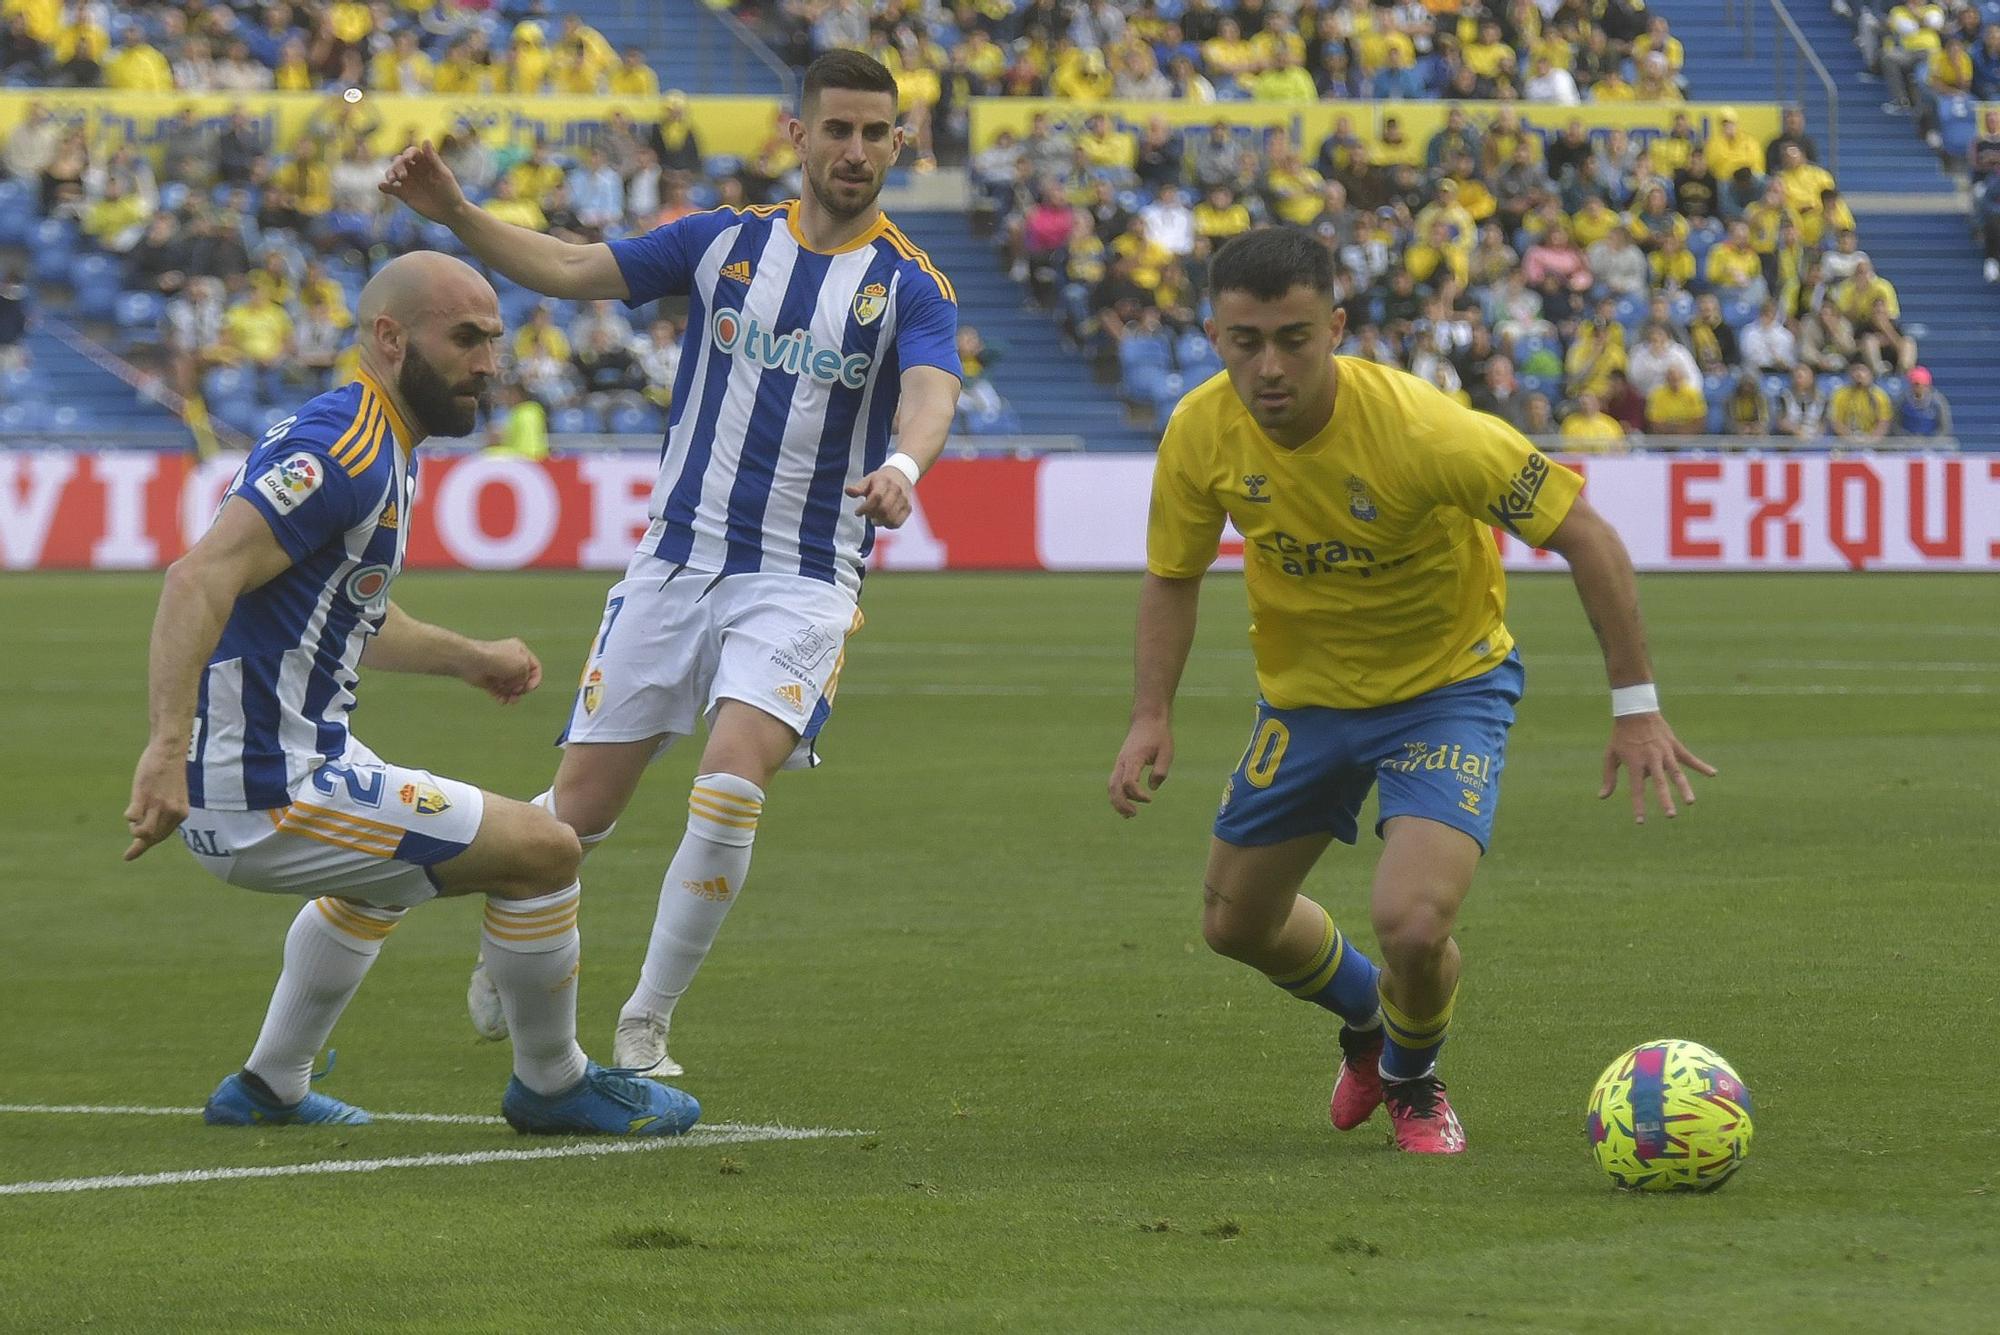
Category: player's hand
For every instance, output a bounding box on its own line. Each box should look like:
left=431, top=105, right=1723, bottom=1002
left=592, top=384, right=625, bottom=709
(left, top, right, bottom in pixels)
left=463, top=638, right=542, bottom=705
left=1108, top=717, right=1174, bottom=818
left=846, top=467, right=914, bottom=528
left=123, top=740, right=190, bottom=862
left=379, top=140, right=468, bottom=224
left=1599, top=712, right=1716, bottom=824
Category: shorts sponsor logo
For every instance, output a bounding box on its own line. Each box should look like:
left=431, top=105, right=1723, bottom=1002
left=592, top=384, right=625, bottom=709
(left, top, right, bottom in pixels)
left=772, top=624, right=838, bottom=678
left=398, top=782, right=451, bottom=815
left=179, top=827, right=229, bottom=857
left=1218, top=776, right=1235, bottom=815
left=1459, top=787, right=1483, bottom=815
left=852, top=282, right=888, bottom=326
left=774, top=682, right=805, bottom=712
left=1489, top=452, right=1552, bottom=536
left=581, top=665, right=604, bottom=716
left=1382, top=741, right=1494, bottom=786
left=1346, top=474, right=1378, bottom=522
left=253, top=452, right=323, bottom=514
left=343, top=564, right=392, bottom=609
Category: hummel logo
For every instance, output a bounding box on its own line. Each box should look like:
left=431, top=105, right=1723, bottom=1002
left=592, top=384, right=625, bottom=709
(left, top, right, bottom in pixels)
left=1242, top=473, right=1273, bottom=503
left=720, top=260, right=753, bottom=284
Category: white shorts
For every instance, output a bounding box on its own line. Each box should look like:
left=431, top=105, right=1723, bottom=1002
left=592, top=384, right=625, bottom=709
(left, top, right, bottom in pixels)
left=177, top=741, right=485, bottom=910
left=559, top=558, right=863, bottom=770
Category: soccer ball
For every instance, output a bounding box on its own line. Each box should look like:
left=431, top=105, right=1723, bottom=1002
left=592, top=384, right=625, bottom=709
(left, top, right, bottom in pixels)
left=1586, top=1039, right=1754, bottom=1191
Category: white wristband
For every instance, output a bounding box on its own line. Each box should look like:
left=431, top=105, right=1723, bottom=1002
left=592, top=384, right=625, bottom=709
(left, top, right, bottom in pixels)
left=884, top=452, right=921, bottom=488
left=1611, top=683, right=1660, bottom=717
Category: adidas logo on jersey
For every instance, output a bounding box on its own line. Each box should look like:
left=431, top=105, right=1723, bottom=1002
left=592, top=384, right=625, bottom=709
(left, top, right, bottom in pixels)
left=720, top=260, right=753, bottom=284
left=710, top=307, right=873, bottom=389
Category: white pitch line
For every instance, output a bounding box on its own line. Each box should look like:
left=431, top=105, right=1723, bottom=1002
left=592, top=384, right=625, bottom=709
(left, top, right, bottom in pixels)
left=0, top=1123, right=863, bottom=1197
left=0, top=1102, right=505, bottom=1125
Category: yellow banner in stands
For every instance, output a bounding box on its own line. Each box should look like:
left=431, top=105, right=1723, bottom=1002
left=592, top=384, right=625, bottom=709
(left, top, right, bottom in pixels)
left=0, top=90, right=780, bottom=161
left=969, top=99, right=1781, bottom=158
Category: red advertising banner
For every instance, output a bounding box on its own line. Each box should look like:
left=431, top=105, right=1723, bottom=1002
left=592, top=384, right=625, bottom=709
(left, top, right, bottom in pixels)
left=3, top=450, right=1996, bottom=572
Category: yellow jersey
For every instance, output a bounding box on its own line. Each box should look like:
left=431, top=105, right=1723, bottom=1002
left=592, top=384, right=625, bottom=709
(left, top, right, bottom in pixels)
left=1147, top=359, right=1584, bottom=709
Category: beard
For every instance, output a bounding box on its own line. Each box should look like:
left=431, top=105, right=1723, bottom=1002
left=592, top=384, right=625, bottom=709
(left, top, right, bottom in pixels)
left=806, top=159, right=884, bottom=223
left=398, top=342, right=482, bottom=438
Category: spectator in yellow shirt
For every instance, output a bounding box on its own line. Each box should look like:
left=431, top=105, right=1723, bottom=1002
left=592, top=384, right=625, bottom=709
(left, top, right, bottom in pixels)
left=1569, top=197, right=1622, bottom=249
left=1076, top=114, right=1136, bottom=173
left=1560, top=392, right=1627, bottom=449
left=1051, top=48, right=1114, bottom=101
left=1193, top=186, right=1251, bottom=241
left=1834, top=258, right=1898, bottom=323
left=432, top=40, right=488, bottom=94
left=1565, top=302, right=1629, bottom=398
left=102, top=28, right=173, bottom=91
left=82, top=178, right=150, bottom=251
left=1263, top=149, right=1326, bottom=226
left=1633, top=16, right=1685, bottom=75
left=1414, top=179, right=1475, bottom=248
left=1646, top=365, right=1709, bottom=435
left=506, top=21, right=552, bottom=94
left=370, top=30, right=433, bottom=92
left=558, top=13, right=617, bottom=78
left=506, top=148, right=567, bottom=202
left=1201, top=19, right=1259, bottom=88
left=272, top=148, right=332, bottom=215
left=1702, top=107, right=1765, bottom=182
left=1253, top=49, right=1318, bottom=101
left=1633, top=53, right=1684, bottom=102
left=1592, top=71, right=1637, bottom=100
left=610, top=48, right=659, bottom=96
left=1882, top=2, right=1946, bottom=114
left=1776, top=144, right=1835, bottom=219
left=514, top=305, right=571, bottom=364
left=484, top=176, right=549, bottom=232
left=1461, top=20, right=1517, bottom=82
left=1806, top=187, right=1855, bottom=249
left=1828, top=362, right=1894, bottom=442
left=1705, top=220, right=1767, bottom=303
left=326, top=1, right=373, bottom=46
left=223, top=287, right=293, bottom=401
left=1406, top=220, right=1471, bottom=288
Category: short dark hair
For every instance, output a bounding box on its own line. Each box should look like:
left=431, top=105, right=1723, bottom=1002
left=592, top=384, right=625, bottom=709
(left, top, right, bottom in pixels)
left=1209, top=227, right=1335, bottom=303
left=801, top=50, right=898, bottom=114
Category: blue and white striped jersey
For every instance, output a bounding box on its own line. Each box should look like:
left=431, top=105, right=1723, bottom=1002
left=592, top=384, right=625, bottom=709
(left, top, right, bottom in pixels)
left=609, top=201, right=961, bottom=593
left=188, top=374, right=413, bottom=811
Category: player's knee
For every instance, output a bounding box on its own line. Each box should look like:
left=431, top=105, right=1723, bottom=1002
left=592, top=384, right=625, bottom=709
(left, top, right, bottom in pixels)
left=1200, top=890, right=1278, bottom=964
left=516, top=816, right=582, bottom=896
left=1372, top=898, right=1455, bottom=968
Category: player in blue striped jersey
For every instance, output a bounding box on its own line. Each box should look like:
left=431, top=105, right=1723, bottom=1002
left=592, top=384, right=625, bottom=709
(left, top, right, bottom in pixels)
left=382, top=51, right=963, bottom=1077
left=122, top=252, right=699, bottom=1136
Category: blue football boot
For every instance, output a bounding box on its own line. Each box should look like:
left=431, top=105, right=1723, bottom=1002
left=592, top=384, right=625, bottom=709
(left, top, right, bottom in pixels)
left=502, top=1061, right=701, bottom=1136
left=203, top=1070, right=372, bottom=1127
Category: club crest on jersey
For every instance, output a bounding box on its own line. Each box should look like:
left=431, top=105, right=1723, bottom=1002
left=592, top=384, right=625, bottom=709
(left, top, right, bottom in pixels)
left=254, top=452, right=323, bottom=514
left=343, top=563, right=392, bottom=610
left=710, top=306, right=872, bottom=388
left=398, top=781, right=451, bottom=815
left=581, top=666, right=604, bottom=715
left=772, top=625, right=838, bottom=677
left=852, top=282, right=888, bottom=326
left=1345, top=475, right=1378, bottom=522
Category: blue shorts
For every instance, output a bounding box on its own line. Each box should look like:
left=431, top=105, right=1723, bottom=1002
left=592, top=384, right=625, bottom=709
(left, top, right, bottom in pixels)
left=1213, top=654, right=1525, bottom=853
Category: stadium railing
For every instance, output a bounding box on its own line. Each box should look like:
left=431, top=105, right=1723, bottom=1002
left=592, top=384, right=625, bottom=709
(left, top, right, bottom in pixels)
left=1722, top=0, right=1841, bottom=176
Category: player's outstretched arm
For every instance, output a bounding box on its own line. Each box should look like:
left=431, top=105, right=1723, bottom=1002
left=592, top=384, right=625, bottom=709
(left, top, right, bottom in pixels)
left=1109, top=572, right=1203, bottom=818
left=1541, top=495, right=1717, bottom=825
left=847, top=366, right=961, bottom=527
left=125, top=499, right=294, bottom=861
left=362, top=601, right=542, bottom=705
left=378, top=141, right=628, bottom=301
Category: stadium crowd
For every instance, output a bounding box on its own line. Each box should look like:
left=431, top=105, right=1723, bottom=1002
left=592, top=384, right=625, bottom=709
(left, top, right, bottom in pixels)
left=974, top=101, right=1952, bottom=443
left=0, top=0, right=663, bottom=98
left=737, top=0, right=1698, bottom=166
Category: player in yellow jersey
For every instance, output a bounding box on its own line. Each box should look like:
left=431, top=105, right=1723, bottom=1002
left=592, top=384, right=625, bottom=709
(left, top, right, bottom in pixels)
left=1107, top=229, right=1713, bottom=1155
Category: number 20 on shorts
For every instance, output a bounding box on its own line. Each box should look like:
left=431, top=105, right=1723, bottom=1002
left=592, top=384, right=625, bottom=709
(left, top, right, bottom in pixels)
left=1241, top=718, right=1290, bottom=789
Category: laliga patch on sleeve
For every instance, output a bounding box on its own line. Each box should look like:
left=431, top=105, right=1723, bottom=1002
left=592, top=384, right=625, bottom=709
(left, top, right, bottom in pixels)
left=254, top=452, right=325, bottom=514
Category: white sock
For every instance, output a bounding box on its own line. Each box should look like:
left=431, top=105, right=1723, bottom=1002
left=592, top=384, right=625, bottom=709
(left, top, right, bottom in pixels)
left=621, top=772, right=763, bottom=1023
left=482, top=885, right=589, bottom=1097
left=245, top=898, right=403, bottom=1105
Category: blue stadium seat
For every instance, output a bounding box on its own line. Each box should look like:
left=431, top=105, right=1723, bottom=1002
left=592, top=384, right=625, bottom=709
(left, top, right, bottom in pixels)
left=1612, top=293, right=1646, bottom=329
left=211, top=395, right=265, bottom=436
left=203, top=366, right=249, bottom=402
left=1762, top=373, right=1787, bottom=404
left=1939, top=97, right=1977, bottom=162
left=0, top=400, right=48, bottom=431
left=551, top=405, right=598, bottom=433
left=115, top=290, right=165, bottom=331
left=46, top=403, right=86, bottom=431
left=605, top=403, right=661, bottom=435
left=0, top=178, right=28, bottom=245
left=158, top=181, right=188, bottom=213
left=1705, top=398, right=1728, bottom=435
left=960, top=402, right=1022, bottom=435
left=0, top=363, right=40, bottom=400
left=687, top=183, right=719, bottom=209
left=1667, top=291, right=1695, bottom=326
left=1685, top=228, right=1717, bottom=272
left=703, top=155, right=744, bottom=179
left=1879, top=375, right=1906, bottom=402
left=29, top=218, right=75, bottom=284
left=1720, top=294, right=1758, bottom=330
left=1519, top=373, right=1556, bottom=401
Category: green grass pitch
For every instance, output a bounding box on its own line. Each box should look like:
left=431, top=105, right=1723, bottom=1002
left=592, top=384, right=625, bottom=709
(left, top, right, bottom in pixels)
left=1, top=570, right=1995, bottom=1332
